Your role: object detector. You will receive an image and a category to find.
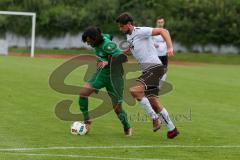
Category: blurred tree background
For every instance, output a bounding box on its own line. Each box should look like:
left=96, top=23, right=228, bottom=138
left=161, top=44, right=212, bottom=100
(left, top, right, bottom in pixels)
left=0, top=0, right=240, bottom=49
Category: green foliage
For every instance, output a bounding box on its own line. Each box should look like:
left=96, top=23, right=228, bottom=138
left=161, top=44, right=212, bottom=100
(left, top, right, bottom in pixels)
left=167, top=0, right=240, bottom=48
left=0, top=0, right=239, bottom=48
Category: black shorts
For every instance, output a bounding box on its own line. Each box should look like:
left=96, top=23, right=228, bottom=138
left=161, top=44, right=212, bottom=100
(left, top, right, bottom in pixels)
left=137, top=65, right=167, bottom=97
left=159, top=56, right=168, bottom=67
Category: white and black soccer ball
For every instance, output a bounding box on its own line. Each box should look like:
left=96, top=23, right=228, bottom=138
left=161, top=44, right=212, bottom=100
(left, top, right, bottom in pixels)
left=70, top=121, right=87, bottom=135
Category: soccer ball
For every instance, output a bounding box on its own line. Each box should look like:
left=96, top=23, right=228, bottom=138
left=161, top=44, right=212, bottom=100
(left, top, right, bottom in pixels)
left=70, top=121, right=87, bottom=135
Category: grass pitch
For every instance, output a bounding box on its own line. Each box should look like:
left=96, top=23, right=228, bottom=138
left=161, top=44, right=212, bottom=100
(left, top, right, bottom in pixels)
left=0, top=55, right=239, bottom=160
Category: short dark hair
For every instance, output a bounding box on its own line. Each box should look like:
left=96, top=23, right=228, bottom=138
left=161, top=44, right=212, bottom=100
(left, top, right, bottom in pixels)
left=82, top=26, right=103, bottom=44
left=116, top=12, right=133, bottom=25
left=155, top=16, right=164, bottom=22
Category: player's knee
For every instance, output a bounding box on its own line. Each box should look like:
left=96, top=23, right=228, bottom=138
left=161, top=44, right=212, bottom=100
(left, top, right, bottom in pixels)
left=130, top=87, right=143, bottom=100
left=79, top=89, right=89, bottom=98
left=80, top=90, right=86, bottom=97
left=130, top=87, right=137, bottom=97
left=80, top=83, right=93, bottom=97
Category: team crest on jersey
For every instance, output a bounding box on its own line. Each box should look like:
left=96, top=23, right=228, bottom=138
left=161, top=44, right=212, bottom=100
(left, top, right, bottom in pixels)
left=104, top=42, right=117, bottom=53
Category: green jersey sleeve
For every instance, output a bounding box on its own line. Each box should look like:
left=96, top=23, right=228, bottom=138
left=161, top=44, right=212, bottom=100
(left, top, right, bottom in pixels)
left=103, top=34, right=113, bottom=40
left=103, top=42, right=122, bottom=58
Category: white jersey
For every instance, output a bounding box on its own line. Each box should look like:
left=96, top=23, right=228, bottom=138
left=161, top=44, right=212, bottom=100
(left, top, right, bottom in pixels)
left=152, top=29, right=169, bottom=56
left=127, top=27, right=162, bottom=71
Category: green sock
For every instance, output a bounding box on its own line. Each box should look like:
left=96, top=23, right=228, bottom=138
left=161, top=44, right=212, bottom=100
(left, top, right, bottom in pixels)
left=79, top=97, right=89, bottom=121
left=117, top=109, right=131, bottom=130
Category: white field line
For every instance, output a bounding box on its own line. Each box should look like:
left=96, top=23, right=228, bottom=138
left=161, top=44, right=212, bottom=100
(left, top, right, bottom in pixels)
left=3, top=152, right=170, bottom=160
left=0, top=145, right=240, bottom=152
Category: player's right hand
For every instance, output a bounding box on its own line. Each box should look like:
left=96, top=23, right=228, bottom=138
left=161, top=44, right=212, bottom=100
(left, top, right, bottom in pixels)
left=97, top=61, right=108, bottom=69
left=167, top=48, right=174, bottom=57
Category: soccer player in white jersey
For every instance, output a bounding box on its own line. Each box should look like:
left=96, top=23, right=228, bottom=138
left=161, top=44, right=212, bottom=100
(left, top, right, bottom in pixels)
left=116, top=12, right=179, bottom=139
left=152, top=17, right=170, bottom=86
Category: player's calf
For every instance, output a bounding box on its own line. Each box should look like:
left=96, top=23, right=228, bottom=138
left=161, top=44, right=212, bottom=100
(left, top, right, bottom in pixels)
left=113, top=104, right=132, bottom=136
left=152, top=117, right=161, bottom=132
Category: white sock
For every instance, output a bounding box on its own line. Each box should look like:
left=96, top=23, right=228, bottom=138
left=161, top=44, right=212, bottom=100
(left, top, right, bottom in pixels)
left=160, top=108, right=175, bottom=131
left=139, top=97, right=159, bottom=120
left=159, top=74, right=167, bottom=89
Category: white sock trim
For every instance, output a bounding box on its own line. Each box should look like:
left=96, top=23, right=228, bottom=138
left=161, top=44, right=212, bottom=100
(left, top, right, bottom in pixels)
left=160, top=107, right=175, bottom=131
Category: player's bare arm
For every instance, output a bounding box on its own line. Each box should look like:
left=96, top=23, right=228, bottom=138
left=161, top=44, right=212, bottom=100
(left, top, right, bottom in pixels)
left=152, top=28, right=174, bottom=57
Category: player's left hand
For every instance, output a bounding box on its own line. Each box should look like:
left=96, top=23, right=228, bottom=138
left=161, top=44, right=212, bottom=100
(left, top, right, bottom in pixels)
left=97, top=61, right=108, bottom=69
left=123, top=48, right=131, bottom=55
left=167, top=48, right=174, bottom=57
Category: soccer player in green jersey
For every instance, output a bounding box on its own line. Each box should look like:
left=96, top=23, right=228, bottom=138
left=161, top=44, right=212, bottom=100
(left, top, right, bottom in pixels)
left=79, top=26, right=132, bottom=136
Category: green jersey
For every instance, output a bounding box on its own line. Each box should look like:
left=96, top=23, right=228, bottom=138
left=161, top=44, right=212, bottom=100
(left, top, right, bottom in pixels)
left=87, top=34, right=125, bottom=104
left=94, top=34, right=123, bottom=76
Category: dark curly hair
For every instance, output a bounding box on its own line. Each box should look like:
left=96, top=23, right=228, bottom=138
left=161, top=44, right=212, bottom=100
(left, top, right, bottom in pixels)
left=82, top=26, right=104, bottom=45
